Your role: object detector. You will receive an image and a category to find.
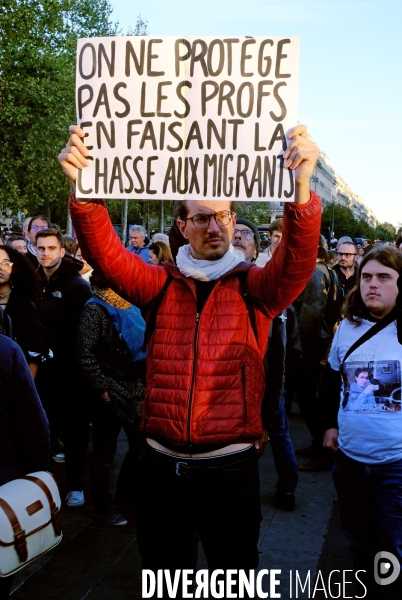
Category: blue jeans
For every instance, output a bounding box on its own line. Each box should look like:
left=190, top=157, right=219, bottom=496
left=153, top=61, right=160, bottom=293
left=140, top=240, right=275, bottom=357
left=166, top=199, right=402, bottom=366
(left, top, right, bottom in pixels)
left=333, top=449, right=402, bottom=599
left=269, top=396, right=298, bottom=493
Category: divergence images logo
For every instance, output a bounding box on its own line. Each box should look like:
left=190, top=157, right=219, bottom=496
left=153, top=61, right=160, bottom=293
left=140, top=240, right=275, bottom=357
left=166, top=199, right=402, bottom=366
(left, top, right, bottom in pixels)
left=374, top=551, right=400, bottom=586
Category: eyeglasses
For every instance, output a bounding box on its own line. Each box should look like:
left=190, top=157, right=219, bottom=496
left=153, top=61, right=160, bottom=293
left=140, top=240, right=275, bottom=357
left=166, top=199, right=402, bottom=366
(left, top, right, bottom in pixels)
left=30, top=225, right=48, bottom=231
left=0, top=261, right=13, bottom=271
left=234, top=229, right=254, bottom=240
left=184, top=211, right=233, bottom=229
left=337, top=252, right=356, bottom=257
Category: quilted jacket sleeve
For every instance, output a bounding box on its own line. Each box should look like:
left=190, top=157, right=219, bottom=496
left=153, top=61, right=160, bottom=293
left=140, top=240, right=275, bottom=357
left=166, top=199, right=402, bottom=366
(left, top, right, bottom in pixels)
left=69, top=195, right=168, bottom=307
left=247, top=191, right=322, bottom=317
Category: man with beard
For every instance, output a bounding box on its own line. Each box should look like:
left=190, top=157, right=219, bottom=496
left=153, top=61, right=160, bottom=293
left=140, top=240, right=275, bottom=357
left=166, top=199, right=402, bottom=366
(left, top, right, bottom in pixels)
left=334, top=241, right=358, bottom=298
left=59, top=123, right=321, bottom=596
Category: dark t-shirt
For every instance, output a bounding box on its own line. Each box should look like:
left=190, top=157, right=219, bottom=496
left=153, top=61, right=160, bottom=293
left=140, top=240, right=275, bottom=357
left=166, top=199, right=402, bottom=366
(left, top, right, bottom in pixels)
left=334, top=264, right=357, bottom=297
left=194, top=279, right=217, bottom=313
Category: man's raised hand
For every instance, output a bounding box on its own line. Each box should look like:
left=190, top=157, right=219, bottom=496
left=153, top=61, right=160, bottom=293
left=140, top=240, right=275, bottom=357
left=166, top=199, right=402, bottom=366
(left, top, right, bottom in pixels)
left=58, top=125, right=90, bottom=184
left=283, top=125, right=319, bottom=204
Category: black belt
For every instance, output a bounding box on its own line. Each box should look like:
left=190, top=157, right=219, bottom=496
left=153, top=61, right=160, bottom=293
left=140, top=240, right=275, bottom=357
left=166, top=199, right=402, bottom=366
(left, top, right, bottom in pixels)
left=141, top=443, right=257, bottom=480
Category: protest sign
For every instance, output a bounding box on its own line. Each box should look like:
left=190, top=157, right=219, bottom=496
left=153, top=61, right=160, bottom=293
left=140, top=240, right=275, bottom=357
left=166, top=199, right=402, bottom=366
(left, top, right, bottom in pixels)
left=75, top=36, right=299, bottom=200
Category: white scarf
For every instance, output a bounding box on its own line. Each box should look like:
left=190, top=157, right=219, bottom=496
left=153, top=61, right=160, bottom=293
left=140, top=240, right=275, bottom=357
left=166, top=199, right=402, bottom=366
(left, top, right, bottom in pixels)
left=176, top=244, right=244, bottom=281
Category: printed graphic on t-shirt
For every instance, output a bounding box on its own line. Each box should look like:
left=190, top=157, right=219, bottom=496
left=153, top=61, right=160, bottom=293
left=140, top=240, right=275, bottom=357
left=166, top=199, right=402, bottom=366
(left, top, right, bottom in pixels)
left=341, top=360, right=401, bottom=414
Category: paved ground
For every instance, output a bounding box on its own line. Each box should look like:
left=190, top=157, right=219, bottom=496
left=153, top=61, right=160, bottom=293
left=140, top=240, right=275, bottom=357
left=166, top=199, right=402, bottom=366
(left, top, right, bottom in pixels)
left=9, top=406, right=353, bottom=599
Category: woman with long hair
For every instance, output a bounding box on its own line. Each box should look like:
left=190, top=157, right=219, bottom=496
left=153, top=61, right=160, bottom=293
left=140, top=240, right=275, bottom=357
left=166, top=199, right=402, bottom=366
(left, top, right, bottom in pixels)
left=148, top=241, right=174, bottom=266
left=0, top=245, right=49, bottom=378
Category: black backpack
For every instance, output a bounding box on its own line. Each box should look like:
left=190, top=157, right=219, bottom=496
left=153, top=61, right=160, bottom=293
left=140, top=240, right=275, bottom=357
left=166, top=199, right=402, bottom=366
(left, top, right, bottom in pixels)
left=324, top=265, right=344, bottom=331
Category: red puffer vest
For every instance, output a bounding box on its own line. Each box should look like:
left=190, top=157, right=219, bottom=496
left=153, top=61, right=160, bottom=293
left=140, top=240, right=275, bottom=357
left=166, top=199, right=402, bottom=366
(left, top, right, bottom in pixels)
left=70, top=192, right=322, bottom=447
left=143, top=263, right=269, bottom=447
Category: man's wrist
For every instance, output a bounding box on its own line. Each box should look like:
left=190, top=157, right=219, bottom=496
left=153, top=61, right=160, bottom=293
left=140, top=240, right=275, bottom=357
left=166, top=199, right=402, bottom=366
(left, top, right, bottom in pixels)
left=293, top=181, right=311, bottom=205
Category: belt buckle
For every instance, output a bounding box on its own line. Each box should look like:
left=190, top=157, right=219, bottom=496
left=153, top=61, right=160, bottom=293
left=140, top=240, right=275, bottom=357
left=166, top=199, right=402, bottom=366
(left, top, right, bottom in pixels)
left=175, top=461, right=188, bottom=477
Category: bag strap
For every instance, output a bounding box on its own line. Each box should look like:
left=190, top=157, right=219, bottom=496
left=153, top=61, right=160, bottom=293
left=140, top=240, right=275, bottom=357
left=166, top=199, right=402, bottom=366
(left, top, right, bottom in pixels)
left=144, top=266, right=267, bottom=348
left=22, top=475, right=62, bottom=537
left=342, top=310, right=396, bottom=365
left=238, top=269, right=269, bottom=342
left=142, top=274, right=173, bottom=350
left=0, top=498, right=27, bottom=562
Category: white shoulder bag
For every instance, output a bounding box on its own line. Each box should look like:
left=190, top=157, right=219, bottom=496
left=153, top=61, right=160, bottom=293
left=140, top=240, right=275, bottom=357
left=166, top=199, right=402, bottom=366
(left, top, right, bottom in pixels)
left=0, top=471, right=62, bottom=577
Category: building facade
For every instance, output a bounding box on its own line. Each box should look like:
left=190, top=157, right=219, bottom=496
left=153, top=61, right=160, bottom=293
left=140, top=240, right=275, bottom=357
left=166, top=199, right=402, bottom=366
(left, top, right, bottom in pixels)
left=268, top=142, right=377, bottom=230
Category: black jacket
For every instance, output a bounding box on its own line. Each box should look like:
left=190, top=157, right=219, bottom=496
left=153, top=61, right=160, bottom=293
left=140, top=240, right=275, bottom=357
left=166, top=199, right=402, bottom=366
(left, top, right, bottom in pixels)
left=333, top=263, right=358, bottom=298
left=76, top=302, right=145, bottom=424
left=262, top=305, right=302, bottom=429
left=0, top=335, right=49, bottom=485
left=4, top=291, right=49, bottom=364
left=294, top=262, right=331, bottom=352
left=38, top=256, right=92, bottom=362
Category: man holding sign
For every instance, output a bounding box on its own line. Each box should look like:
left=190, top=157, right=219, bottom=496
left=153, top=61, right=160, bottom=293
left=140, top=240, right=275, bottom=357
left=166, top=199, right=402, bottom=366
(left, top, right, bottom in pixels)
left=59, top=122, right=320, bottom=587
left=59, top=33, right=321, bottom=597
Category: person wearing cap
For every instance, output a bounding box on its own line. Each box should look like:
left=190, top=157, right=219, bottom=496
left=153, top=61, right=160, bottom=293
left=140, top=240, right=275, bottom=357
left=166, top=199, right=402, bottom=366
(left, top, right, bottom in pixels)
left=232, top=218, right=262, bottom=262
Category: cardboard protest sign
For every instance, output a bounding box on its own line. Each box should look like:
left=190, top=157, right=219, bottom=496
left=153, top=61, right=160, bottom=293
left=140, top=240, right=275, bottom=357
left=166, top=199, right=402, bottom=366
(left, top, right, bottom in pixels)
left=75, top=36, right=299, bottom=200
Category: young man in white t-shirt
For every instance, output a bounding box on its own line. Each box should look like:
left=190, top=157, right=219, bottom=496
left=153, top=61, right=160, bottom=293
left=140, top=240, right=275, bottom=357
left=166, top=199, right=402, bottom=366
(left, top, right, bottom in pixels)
left=320, top=246, right=402, bottom=599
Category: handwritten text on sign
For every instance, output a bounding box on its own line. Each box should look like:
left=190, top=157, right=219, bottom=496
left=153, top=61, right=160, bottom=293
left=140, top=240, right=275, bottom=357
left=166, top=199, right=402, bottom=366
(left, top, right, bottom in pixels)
left=76, top=36, right=299, bottom=200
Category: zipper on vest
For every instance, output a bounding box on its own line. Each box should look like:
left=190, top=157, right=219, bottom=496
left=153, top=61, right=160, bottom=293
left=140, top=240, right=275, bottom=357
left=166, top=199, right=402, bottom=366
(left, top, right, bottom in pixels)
left=187, top=312, right=200, bottom=446
left=241, top=362, right=247, bottom=420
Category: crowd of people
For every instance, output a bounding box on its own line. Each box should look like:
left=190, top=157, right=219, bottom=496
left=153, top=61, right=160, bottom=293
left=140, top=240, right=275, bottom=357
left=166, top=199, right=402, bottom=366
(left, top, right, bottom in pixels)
left=0, top=122, right=401, bottom=599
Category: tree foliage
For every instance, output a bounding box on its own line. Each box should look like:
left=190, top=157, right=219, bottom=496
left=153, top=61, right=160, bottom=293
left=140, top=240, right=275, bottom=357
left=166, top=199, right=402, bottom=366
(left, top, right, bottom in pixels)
left=321, top=203, right=397, bottom=243
left=321, top=204, right=358, bottom=240
left=235, top=202, right=272, bottom=225
left=105, top=199, right=174, bottom=238
left=374, top=222, right=396, bottom=242
left=0, top=1, right=147, bottom=225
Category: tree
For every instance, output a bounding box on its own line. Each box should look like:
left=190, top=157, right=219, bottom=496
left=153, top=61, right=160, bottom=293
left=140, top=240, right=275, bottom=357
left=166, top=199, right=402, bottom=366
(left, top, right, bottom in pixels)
left=374, top=222, right=396, bottom=242
left=321, top=203, right=359, bottom=240
left=321, top=202, right=400, bottom=245
left=0, top=1, right=147, bottom=226
left=105, top=199, right=173, bottom=241
left=235, top=202, right=272, bottom=225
